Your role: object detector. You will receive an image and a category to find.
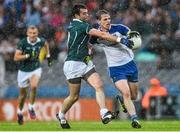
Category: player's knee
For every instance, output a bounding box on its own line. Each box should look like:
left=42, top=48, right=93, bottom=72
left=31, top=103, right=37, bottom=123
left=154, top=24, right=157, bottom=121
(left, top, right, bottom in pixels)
left=31, top=85, right=37, bottom=90
left=122, top=91, right=131, bottom=99
left=131, top=93, right=137, bottom=100
left=31, top=83, right=38, bottom=89
left=94, top=82, right=103, bottom=91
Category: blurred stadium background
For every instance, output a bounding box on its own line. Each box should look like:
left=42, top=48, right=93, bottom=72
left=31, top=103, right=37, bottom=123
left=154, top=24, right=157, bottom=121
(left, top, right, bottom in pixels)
left=0, top=0, right=180, bottom=125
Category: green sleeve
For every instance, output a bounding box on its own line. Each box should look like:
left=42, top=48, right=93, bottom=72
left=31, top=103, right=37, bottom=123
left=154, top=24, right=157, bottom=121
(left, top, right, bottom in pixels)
left=81, top=23, right=93, bottom=34
left=40, top=37, right=46, bottom=46
left=16, top=40, right=23, bottom=51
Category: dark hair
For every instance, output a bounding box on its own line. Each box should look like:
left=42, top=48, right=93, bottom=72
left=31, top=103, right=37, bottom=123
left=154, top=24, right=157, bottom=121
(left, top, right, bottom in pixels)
left=96, top=10, right=109, bottom=20
left=72, top=4, right=87, bottom=17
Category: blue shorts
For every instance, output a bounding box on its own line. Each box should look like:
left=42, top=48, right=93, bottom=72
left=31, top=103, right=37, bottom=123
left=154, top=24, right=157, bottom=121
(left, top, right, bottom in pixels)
left=109, top=60, right=138, bottom=83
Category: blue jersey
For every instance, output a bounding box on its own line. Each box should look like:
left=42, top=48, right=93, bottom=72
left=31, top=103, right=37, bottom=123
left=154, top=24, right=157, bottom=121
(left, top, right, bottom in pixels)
left=90, top=24, right=138, bottom=82
left=109, top=24, right=129, bottom=36
left=90, top=24, right=134, bottom=67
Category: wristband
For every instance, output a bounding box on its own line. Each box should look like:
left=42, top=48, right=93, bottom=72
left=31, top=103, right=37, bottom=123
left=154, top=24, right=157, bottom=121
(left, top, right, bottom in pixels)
left=46, top=54, right=50, bottom=58
left=25, top=54, right=29, bottom=58
left=116, top=37, right=121, bottom=43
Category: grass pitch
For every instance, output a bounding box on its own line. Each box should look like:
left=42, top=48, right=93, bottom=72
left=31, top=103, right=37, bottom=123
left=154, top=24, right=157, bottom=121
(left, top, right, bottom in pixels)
left=0, top=120, right=180, bottom=131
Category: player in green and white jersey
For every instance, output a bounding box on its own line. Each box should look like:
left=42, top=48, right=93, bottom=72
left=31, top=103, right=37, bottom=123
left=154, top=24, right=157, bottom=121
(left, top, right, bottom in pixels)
left=14, top=25, right=52, bottom=125
left=56, top=4, right=124, bottom=129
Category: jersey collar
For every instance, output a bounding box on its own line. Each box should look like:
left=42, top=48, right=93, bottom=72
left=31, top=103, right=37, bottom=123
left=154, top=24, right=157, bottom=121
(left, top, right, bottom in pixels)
left=27, top=37, right=40, bottom=45
left=98, top=25, right=111, bottom=32
left=73, top=19, right=83, bottom=23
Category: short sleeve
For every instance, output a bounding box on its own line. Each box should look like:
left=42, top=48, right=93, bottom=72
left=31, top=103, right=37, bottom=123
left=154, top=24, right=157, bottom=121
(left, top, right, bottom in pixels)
left=81, top=23, right=93, bottom=34
left=89, top=23, right=99, bottom=44
left=117, top=24, right=130, bottom=35
left=40, top=37, right=46, bottom=46
left=16, top=40, right=23, bottom=51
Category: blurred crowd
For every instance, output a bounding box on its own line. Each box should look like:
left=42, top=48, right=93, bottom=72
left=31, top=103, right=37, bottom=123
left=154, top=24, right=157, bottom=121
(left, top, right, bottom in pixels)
left=0, top=0, right=179, bottom=73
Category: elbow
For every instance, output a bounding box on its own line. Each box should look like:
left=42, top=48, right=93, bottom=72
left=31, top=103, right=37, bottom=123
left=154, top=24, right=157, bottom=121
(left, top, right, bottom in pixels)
left=13, top=56, right=18, bottom=61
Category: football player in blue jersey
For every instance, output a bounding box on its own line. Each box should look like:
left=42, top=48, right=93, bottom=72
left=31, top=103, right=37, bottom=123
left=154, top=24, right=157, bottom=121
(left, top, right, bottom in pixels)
left=90, top=10, right=141, bottom=128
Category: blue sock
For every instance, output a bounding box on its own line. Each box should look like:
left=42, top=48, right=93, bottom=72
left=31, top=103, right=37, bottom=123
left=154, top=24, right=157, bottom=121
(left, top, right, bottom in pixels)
left=130, top=114, right=138, bottom=121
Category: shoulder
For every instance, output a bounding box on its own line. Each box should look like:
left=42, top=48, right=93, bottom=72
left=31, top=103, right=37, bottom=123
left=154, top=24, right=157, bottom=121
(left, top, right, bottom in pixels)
left=111, top=24, right=130, bottom=30
left=20, top=38, right=27, bottom=43
left=81, top=22, right=91, bottom=28
left=110, top=24, right=130, bottom=35
left=39, top=37, right=46, bottom=43
left=18, top=38, right=27, bottom=45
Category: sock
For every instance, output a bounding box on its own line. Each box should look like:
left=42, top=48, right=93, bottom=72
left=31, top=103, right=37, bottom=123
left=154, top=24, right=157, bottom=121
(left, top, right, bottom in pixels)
left=58, top=112, right=65, bottom=119
left=130, top=114, right=138, bottom=121
left=17, top=108, right=23, bottom=115
left=100, top=108, right=108, bottom=118
left=28, top=103, right=35, bottom=110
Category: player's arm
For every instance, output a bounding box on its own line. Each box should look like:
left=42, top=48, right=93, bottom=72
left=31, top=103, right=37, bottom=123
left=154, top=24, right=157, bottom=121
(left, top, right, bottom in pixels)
left=44, top=41, right=52, bottom=67
left=44, top=41, right=50, bottom=58
left=88, top=28, right=121, bottom=43
left=14, top=49, right=30, bottom=61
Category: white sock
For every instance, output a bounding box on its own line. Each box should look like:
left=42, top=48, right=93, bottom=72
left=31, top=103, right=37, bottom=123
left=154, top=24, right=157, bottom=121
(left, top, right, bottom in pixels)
left=17, top=108, right=23, bottom=115
left=28, top=103, right=35, bottom=110
left=100, top=108, right=108, bottom=117
left=58, top=112, right=65, bottom=119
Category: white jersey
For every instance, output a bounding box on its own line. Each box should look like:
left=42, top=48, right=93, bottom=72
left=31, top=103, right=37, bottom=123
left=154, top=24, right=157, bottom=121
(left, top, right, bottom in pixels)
left=91, top=24, right=134, bottom=67
left=103, top=43, right=134, bottom=67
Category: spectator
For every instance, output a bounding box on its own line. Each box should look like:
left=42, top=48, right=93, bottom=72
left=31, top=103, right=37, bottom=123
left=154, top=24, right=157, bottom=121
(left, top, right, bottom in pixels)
left=145, top=31, right=176, bottom=69
left=141, top=77, right=168, bottom=110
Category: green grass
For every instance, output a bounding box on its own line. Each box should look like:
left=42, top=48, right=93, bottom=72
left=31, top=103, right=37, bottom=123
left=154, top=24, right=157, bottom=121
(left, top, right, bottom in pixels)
left=0, top=120, right=180, bottom=131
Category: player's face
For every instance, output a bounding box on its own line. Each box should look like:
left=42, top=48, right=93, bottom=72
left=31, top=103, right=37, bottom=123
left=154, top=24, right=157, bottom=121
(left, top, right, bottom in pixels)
left=99, top=14, right=111, bottom=30
left=27, top=28, right=38, bottom=43
left=79, top=8, right=89, bottom=22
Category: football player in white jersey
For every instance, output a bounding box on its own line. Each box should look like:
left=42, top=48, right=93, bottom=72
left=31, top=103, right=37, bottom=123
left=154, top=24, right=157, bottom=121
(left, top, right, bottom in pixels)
left=90, top=10, right=141, bottom=128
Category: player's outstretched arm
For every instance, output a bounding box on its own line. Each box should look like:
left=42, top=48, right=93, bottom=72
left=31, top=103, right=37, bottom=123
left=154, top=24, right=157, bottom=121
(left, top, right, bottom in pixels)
left=44, top=41, right=52, bottom=67
left=88, top=28, right=121, bottom=43
left=44, top=41, right=50, bottom=57
left=14, top=50, right=30, bottom=61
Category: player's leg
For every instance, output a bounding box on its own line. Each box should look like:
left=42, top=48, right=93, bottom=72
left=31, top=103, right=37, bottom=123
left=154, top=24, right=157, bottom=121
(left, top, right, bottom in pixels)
left=85, top=69, right=113, bottom=124
left=115, top=79, right=141, bottom=129
left=126, top=61, right=141, bottom=128
left=128, top=82, right=138, bottom=100
left=57, top=61, right=83, bottom=129
left=115, top=80, right=136, bottom=116
left=17, top=87, right=28, bottom=125
left=128, top=82, right=141, bottom=128
left=29, top=68, right=42, bottom=119
left=57, top=79, right=81, bottom=129
left=115, top=80, right=141, bottom=128
left=116, top=82, right=138, bottom=113
left=116, top=94, right=127, bottom=113
left=60, top=80, right=81, bottom=114
left=17, top=70, right=29, bottom=125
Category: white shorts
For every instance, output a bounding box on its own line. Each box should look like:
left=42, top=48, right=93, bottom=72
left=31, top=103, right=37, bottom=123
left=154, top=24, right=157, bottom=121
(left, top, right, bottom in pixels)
left=63, top=61, right=95, bottom=80
left=17, top=68, right=42, bottom=88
